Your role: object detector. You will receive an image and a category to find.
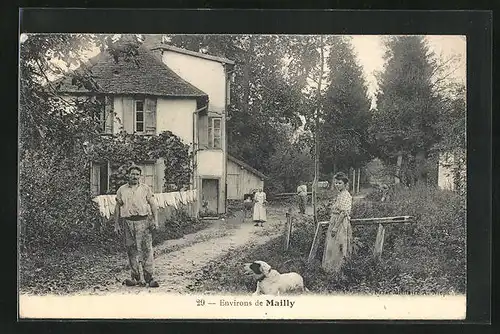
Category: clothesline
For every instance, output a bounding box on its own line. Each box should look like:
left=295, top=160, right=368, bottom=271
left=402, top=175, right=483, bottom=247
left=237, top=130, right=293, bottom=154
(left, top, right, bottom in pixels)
left=92, top=189, right=198, bottom=219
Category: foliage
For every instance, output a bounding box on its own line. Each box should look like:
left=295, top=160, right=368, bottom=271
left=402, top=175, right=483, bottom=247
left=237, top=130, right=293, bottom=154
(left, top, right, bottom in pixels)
left=265, top=129, right=315, bottom=193
left=18, top=149, right=105, bottom=250
left=320, top=36, right=374, bottom=174
left=153, top=209, right=209, bottom=246
left=369, top=36, right=442, bottom=185
left=89, top=131, right=192, bottom=193
left=193, top=184, right=465, bottom=295
left=432, top=83, right=467, bottom=195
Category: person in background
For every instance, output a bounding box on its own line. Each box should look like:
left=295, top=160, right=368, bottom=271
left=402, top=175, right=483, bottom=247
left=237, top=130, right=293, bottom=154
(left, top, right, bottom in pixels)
left=114, top=164, right=159, bottom=288
left=321, top=172, right=353, bottom=274
left=296, top=181, right=308, bottom=214
left=243, top=193, right=254, bottom=222
left=252, top=188, right=267, bottom=227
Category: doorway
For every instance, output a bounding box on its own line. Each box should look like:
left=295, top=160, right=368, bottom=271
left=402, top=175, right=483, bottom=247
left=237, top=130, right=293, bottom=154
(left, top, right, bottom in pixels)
left=201, top=178, right=219, bottom=217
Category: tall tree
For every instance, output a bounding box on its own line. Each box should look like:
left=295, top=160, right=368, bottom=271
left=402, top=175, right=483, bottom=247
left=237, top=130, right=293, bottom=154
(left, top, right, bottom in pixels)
left=320, top=36, right=373, bottom=178
left=369, top=36, right=441, bottom=186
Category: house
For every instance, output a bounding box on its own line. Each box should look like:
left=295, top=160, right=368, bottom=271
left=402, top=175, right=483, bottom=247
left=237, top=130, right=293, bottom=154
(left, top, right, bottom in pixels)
left=56, top=42, right=235, bottom=217
left=437, top=152, right=463, bottom=191
left=226, top=155, right=266, bottom=200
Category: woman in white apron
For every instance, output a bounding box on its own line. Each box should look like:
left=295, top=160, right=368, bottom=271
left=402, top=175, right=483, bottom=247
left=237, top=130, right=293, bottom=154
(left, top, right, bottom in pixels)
left=253, top=188, right=267, bottom=227
left=322, top=172, right=353, bottom=273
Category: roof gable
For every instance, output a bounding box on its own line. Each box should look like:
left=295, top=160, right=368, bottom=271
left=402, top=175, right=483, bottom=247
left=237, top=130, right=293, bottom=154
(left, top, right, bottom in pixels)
left=55, top=45, right=208, bottom=98
left=227, top=155, right=267, bottom=179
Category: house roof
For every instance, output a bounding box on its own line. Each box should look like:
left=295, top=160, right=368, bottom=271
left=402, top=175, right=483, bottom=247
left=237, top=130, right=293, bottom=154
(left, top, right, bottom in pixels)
left=151, top=44, right=235, bottom=65
left=54, top=45, right=208, bottom=98
left=227, top=155, right=267, bottom=179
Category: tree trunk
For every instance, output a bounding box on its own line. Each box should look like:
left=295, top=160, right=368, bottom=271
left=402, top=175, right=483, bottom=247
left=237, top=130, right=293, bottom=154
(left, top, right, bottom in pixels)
left=312, top=36, right=325, bottom=225
left=242, top=35, right=254, bottom=115
left=352, top=168, right=356, bottom=193
left=415, top=150, right=427, bottom=184
left=357, top=168, right=361, bottom=193
left=395, top=153, right=403, bottom=184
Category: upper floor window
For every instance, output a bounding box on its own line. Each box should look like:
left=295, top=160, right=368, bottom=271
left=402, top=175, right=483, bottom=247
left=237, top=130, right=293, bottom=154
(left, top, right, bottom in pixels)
left=134, top=97, right=157, bottom=134
left=208, top=117, right=222, bottom=149
left=89, top=95, right=113, bottom=134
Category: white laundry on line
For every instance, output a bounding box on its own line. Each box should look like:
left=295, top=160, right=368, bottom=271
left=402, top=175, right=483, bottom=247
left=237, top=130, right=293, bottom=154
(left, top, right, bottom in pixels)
left=93, top=190, right=199, bottom=218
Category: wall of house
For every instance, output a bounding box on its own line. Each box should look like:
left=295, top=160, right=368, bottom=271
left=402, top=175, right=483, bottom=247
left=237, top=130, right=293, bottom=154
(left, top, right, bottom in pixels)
left=156, top=98, right=196, bottom=144
left=112, top=95, right=126, bottom=134
left=112, top=95, right=197, bottom=143
left=226, top=159, right=264, bottom=200
left=161, top=51, right=227, bottom=113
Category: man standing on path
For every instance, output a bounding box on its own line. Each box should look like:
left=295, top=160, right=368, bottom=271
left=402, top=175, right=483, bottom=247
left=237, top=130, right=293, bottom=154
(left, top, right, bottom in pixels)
left=114, top=164, right=160, bottom=288
left=296, top=181, right=308, bottom=214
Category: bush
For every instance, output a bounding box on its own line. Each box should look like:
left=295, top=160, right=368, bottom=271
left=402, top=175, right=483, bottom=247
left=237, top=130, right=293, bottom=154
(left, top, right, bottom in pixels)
left=19, top=150, right=111, bottom=251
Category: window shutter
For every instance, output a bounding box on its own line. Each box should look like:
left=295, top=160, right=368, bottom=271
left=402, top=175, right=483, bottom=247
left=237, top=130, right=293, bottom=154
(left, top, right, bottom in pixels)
left=208, top=119, right=213, bottom=148
left=91, top=163, right=100, bottom=196
left=104, top=96, right=114, bottom=134
left=144, top=97, right=157, bottom=135
left=123, top=97, right=134, bottom=134
left=198, top=115, right=208, bottom=148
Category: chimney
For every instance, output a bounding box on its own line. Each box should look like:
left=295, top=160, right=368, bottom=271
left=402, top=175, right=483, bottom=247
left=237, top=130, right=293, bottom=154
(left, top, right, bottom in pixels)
left=142, top=34, right=164, bottom=60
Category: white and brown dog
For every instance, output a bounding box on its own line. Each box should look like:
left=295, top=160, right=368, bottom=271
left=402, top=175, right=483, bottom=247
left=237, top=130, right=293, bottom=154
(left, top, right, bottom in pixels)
left=244, top=260, right=310, bottom=296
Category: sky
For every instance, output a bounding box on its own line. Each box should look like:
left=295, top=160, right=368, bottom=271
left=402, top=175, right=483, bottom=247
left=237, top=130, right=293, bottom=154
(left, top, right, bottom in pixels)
left=350, top=35, right=466, bottom=105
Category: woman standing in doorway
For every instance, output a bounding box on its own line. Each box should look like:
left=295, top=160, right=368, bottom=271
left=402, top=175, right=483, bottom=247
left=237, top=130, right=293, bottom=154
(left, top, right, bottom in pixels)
left=253, top=188, right=267, bottom=227
left=322, top=172, right=353, bottom=273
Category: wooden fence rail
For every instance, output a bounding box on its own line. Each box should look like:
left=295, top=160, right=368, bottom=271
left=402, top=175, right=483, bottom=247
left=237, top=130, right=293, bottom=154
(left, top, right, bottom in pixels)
left=306, top=216, right=416, bottom=262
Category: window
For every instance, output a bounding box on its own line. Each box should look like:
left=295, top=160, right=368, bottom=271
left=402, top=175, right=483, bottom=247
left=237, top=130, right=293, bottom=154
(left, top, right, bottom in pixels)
left=88, top=96, right=106, bottom=133
left=135, top=100, right=145, bottom=133
left=91, top=162, right=110, bottom=196
left=89, top=96, right=113, bottom=134
left=208, top=117, right=222, bottom=149
left=134, top=98, right=157, bottom=134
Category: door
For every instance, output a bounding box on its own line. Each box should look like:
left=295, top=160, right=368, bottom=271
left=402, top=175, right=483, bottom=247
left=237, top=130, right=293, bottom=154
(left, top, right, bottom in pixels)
left=201, top=178, right=219, bottom=217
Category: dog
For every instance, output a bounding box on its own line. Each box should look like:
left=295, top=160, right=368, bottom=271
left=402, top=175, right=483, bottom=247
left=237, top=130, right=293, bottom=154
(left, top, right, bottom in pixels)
left=243, top=260, right=310, bottom=296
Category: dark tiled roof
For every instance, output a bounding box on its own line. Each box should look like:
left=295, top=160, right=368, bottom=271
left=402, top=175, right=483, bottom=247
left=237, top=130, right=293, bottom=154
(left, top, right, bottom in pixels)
left=55, top=45, right=208, bottom=98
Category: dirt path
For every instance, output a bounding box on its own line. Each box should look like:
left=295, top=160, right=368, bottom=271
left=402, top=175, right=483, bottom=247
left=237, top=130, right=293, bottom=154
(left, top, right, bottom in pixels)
left=72, top=207, right=287, bottom=296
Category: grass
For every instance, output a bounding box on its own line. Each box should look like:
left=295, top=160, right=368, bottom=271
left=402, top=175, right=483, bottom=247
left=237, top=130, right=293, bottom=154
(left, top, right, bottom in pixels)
left=191, top=184, right=466, bottom=295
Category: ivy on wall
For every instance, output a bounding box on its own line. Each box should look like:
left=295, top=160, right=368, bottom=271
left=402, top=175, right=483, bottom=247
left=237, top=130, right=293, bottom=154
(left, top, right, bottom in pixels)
left=89, top=131, right=193, bottom=193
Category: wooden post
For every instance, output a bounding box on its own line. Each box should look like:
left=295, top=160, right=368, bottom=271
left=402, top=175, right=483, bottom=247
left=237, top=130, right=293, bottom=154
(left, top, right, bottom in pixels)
left=357, top=168, right=361, bottom=193
left=352, top=168, right=356, bottom=193
left=373, top=223, right=386, bottom=260
left=284, top=209, right=292, bottom=250
left=395, top=153, right=403, bottom=185
left=308, top=222, right=323, bottom=263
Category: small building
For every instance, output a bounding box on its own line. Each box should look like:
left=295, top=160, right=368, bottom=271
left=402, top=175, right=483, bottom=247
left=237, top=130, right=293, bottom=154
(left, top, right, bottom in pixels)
left=438, top=152, right=459, bottom=191
left=226, top=155, right=266, bottom=200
